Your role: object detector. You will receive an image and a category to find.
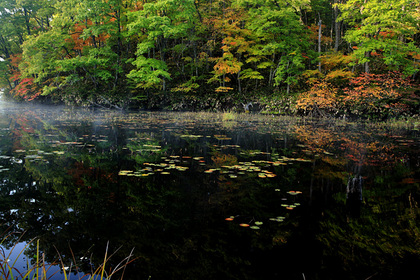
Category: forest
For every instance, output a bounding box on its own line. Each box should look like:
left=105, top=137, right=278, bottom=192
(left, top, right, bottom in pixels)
left=0, top=0, right=419, bottom=117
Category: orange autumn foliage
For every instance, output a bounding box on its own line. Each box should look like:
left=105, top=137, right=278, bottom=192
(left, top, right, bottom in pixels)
left=296, top=81, right=338, bottom=114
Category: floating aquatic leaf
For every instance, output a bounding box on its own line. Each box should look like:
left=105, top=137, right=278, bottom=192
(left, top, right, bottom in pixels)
left=225, top=217, right=234, bottom=221
left=255, top=221, right=263, bottom=226
left=214, top=135, right=231, bottom=140
left=282, top=204, right=297, bottom=209
left=180, top=134, right=203, bottom=139
left=118, top=170, right=133, bottom=176
left=239, top=223, right=250, bottom=227
left=275, top=189, right=281, bottom=192
left=250, top=226, right=260, bottom=230
left=270, top=216, right=285, bottom=222
left=287, top=191, right=302, bottom=195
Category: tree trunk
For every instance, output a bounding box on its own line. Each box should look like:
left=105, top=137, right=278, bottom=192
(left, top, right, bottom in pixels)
left=364, top=51, right=370, bottom=73
left=237, top=70, right=241, bottom=93
left=318, top=19, right=322, bottom=72
left=334, top=4, right=341, bottom=52
left=23, top=8, right=31, bottom=35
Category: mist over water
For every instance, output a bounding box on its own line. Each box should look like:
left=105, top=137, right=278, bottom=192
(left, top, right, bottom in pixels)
left=0, top=102, right=419, bottom=280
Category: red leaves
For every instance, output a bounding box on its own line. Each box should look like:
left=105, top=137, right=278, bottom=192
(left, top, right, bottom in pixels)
left=10, top=77, right=42, bottom=101
left=341, top=72, right=415, bottom=115
left=67, top=21, right=111, bottom=52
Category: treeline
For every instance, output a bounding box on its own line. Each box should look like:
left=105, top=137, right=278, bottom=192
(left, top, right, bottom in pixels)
left=0, top=0, right=419, bottom=116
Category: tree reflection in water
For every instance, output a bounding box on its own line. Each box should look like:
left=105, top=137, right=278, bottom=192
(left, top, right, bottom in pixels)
left=0, top=102, right=418, bottom=280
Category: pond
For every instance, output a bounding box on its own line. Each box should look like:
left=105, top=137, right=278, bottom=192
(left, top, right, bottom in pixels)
left=0, top=101, right=419, bottom=280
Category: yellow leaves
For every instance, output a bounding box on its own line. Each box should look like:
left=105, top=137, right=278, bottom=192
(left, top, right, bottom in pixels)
left=183, top=56, right=193, bottom=62
left=320, top=52, right=354, bottom=71
left=199, top=52, right=209, bottom=60
left=170, top=81, right=200, bottom=93
left=325, top=69, right=354, bottom=82
left=212, top=55, right=242, bottom=75
left=300, top=69, right=323, bottom=84
left=215, top=86, right=234, bottom=92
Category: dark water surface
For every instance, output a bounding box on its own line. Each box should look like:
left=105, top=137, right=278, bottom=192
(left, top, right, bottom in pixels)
left=0, top=101, right=419, bottom=280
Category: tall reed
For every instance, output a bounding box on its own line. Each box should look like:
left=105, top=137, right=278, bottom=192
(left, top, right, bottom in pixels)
left=1, top=228, right=135, bottom=280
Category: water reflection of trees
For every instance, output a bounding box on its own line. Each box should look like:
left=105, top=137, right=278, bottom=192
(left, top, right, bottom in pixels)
left=0, top=109, right=419, bottom=279
left=293, top=121, right=420, bottom=279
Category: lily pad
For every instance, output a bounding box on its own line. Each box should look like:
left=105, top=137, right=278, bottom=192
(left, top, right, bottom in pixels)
left=287, top=191, right=302, bottom=195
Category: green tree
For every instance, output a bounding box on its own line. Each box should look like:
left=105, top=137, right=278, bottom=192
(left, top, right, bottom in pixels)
left=338, top=0, right=420, bottom=75
left=18, top=0, right=134, bottom=104
left=126, top=0, right=197, bottom=91
left=236, top=0, right=311, bottom=93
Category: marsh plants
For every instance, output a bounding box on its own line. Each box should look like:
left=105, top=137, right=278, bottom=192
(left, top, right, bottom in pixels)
left=0, top=229, right=135, bottom=280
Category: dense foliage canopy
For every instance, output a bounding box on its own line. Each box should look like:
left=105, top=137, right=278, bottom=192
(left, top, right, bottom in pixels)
left=0, top=0, right=419, bottom=116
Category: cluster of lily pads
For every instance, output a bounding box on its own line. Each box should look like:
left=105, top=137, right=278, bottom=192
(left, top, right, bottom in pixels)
left=118, top=156, right=207, bottom=177
left=13, top=149, right=68, bottom=164
left=224, top=217, right=265, bottom=230
left=119, top=163, right=189, bottom=177
left=204, top=161, right=277, bottom=179
left=225, top=189, right=303, bottom=230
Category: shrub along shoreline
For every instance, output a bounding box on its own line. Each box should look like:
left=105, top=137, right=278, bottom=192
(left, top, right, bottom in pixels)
left=3, top=82, right=419, bottom=121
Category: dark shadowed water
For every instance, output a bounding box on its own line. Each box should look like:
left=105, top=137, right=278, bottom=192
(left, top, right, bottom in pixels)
left=0, top=101, right=419, bottom=280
